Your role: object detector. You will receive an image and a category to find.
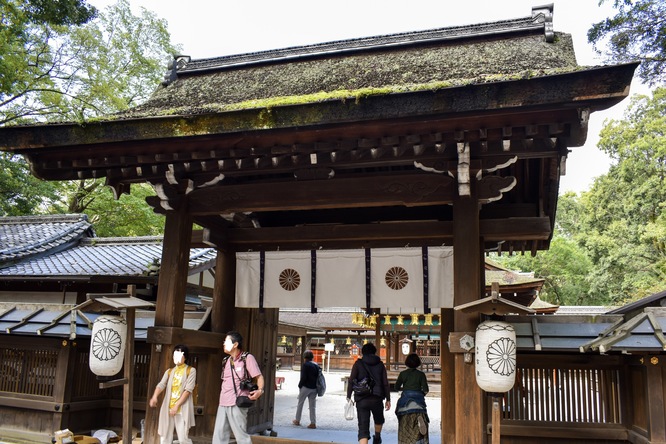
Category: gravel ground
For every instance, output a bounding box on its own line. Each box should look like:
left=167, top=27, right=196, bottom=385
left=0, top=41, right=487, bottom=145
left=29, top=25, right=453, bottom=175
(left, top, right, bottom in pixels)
left=270, top=369, right=442, bottom=443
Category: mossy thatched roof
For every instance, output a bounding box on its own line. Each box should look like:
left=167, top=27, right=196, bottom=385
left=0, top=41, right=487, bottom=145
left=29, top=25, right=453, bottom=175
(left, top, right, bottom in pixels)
left=120, top=8, right=577, bottom=120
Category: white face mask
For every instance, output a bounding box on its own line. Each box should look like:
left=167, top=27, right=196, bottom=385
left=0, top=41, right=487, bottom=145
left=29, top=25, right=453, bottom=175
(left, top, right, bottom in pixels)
left=223, top=338, right=234, bottom=353
left=173, top=350, right=184, bottom=365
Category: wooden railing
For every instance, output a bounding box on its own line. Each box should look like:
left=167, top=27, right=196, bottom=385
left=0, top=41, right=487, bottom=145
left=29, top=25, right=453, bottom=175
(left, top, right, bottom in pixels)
left=0, top=347, right=58, bottom=397
left=495, top=355, right=628, bottom=443
left=504, top=366, right=622, bottom=423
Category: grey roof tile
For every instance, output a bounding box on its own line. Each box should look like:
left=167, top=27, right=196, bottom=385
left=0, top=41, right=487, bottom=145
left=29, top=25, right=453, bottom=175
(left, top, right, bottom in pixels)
left=0, top=214, right=94, bottom=268
left=0, top=235, right=217, bottom=278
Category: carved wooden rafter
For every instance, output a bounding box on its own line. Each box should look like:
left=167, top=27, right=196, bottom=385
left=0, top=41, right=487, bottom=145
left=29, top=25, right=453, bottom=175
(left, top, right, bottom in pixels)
left=65, top=123, right=565, bottom=191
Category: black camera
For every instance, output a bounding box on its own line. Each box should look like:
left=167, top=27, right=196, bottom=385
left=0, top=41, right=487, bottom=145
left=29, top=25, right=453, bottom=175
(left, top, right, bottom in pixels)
left=240, top=379, right=258, bottom=392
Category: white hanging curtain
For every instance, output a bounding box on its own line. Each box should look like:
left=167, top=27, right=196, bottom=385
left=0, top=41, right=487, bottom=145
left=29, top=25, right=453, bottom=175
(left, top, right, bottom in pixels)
left=236, top=251, right=312, bottom=308
left=428, top=246, right=455, bottom=309
left=315, top=249, right=365, bottom=307
left=235, top=247, right=453, bottom=310
left=370, top=247, right=424, bottom=313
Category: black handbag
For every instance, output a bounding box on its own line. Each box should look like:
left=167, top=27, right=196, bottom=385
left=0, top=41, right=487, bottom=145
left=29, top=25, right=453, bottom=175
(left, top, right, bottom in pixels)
left=235, top=395, right=254, bottom=408
left=352, top=360, right=376, bottom=396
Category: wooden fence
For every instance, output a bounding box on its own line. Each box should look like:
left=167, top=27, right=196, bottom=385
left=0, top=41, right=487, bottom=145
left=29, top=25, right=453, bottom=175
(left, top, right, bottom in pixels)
left=497, top=354, right=629, bottom=443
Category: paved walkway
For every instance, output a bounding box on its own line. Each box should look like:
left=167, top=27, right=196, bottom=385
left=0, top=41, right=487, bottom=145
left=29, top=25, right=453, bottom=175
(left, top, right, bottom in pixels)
left=270, top=369, right=442, bottom=444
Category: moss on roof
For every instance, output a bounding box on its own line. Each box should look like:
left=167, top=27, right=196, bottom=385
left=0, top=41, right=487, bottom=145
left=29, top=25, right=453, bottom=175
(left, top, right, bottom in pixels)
left=119, top=32, right=578, bottom=120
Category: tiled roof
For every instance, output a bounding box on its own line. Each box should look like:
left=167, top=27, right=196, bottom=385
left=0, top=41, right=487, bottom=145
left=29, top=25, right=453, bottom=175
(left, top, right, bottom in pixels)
left=485, top=270, right=544, bottom=287
left=0, top=303, right=209, bottom=339
left=0, top=236, right=217, bottom=278
left=0, top=214, right=94, bottom=268
left=505, top=314, right=625, bottom=352
left=580, top=307, right=666, bottom=353
left=280, top=309, right=364, bottom=331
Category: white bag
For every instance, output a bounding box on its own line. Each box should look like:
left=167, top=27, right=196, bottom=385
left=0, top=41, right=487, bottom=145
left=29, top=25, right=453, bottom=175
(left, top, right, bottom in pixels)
left=344, top=399, right=355, bottom=420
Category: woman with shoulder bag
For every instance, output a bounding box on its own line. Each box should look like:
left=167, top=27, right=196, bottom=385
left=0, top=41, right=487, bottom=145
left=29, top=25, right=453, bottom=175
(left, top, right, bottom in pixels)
left=346, top=343, right=391, bottom=444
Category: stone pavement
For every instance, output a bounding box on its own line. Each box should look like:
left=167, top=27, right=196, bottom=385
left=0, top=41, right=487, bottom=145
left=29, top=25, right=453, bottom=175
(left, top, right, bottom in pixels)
left=269, top=369, right=442, bottom=443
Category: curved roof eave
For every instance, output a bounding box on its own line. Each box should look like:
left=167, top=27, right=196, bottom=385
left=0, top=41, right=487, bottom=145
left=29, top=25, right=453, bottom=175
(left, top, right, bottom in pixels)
left=0, top=63, right=639, bottom=159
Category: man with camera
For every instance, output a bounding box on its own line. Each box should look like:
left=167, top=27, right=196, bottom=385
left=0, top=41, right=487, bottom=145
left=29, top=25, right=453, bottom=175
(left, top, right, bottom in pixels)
left=212, top=331, right=265, bottom=444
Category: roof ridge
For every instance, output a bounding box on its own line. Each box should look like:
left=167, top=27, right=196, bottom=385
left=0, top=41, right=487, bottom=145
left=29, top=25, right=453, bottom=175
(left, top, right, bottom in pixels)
left=0, top=214, right=88, bottom=225
left=80, top=236, right=164, bottom=245
left=166, top=6, right=552, bottom=79
left=0, top=220, right=92, bottom=256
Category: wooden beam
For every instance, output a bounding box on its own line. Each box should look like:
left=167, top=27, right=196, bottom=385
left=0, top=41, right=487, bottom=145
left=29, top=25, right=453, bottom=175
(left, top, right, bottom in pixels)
left=186, top=173, right=456, bottom=214
left=99, top=378, right=129, bottom=389
left=226, top=221, right=453, bottom=248
left=500, top=424, right=628, bottom=440
left=146, top=326, right=226, bottom=349
left=219, top=217, right=551, bottom=251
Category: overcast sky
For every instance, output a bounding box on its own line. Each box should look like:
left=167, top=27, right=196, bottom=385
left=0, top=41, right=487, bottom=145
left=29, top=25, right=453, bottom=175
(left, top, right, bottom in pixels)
left=88, top=0, right=651, bottom=193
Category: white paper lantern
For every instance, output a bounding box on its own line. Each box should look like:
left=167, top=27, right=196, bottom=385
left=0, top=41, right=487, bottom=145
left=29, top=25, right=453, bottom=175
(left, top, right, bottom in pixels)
left=475, top=320, right=516, bottom=393
left=89, top=315, right=127, bottom=376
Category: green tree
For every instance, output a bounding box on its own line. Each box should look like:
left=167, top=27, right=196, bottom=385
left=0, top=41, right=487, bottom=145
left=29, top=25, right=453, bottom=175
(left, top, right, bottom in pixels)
left=588, top=0, right=666, bottom=86
left=577, top=88, right=666, bottom=304
left=0, top=153, right=63, bottom=216
left=0, top=0, right=179, bottom=235
left=79, top=183, right=166, bottom=237
left=1, top=0, right=177, bottom=124
left=1, top=0, right=97, bottom=124
left=492, top=233, right=593, bottom=306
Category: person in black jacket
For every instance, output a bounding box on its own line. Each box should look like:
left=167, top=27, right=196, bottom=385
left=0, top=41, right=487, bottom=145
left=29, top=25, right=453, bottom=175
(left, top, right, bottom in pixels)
left=292, top=350, right=319, bottom=429
left=346, top=343, right=391, bottom=444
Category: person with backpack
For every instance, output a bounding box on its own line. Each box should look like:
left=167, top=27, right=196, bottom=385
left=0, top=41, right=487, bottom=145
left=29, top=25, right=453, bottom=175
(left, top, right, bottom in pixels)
left=148, top=344, right=197, bottom=444
left=346, top=342, right=391, bottom=444
left=212, top=331, right=265, bottom=444
left=292, top=350, right=320, bottom=429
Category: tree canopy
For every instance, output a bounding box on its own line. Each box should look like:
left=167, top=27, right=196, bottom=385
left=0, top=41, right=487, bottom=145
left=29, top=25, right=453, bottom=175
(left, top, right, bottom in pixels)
left=494, top=88, right=666, bottom=306
left=0, top=0, right=176, bottom=235
left=588, top=0, right=666, bottom=86
left=1, top=0, right=177, bottom=125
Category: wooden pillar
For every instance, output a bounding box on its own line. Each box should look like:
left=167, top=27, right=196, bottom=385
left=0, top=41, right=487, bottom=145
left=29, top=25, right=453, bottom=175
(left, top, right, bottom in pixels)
left=440, top=307, right=455, bottom=444
left=212, top=248, right=236, bottom=334
left=52, top=339, right=75, bottom=433
left=646, top=359, right=666, bottom=442
left=145, top=206, right=193, bottom=444
left=451, top=193, right=484, bottom=444
left=123, top=306, right=136, bottom=444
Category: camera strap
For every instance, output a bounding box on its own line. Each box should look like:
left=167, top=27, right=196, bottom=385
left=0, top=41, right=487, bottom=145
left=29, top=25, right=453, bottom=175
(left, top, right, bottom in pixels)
left=228, top=352, right=251, bottom=398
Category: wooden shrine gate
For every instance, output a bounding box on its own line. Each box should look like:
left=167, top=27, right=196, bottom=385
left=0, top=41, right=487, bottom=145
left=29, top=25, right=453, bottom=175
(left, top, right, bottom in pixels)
left=0, top=5, right=637, bottom=443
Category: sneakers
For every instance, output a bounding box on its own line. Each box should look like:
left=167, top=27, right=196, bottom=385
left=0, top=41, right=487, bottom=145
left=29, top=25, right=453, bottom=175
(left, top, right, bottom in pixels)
left=307, top=423, right=317, bottom=429
left=292, top=419, right=300, bottom=426
left=417, top=415, right=428, bottom=435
